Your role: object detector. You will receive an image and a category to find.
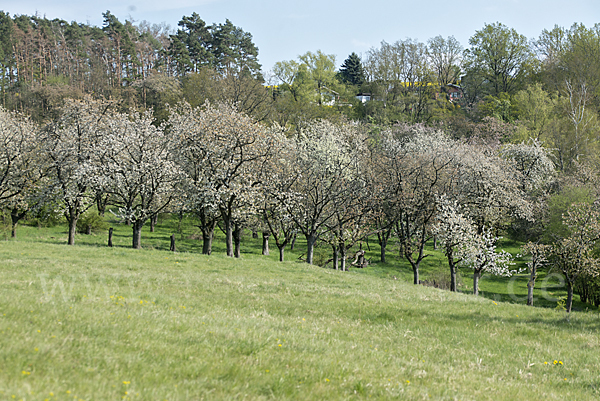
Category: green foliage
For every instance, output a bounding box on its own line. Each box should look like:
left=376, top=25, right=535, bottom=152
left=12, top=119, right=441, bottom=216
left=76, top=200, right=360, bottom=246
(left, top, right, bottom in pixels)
left=26, top=204, right=63, bottom=228
left=76, top=211, right=109, bottom=234
left=478, top=93, right=517, bottom=122
left=463, top=22, right=536, bottom=97
left=546, top=186, right=594, bottom=240
left=168, top=13, right=261, bottom=77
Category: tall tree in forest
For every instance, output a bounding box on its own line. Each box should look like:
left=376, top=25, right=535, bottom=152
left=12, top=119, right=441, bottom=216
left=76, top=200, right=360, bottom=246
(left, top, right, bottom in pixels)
left=102, top=11, right=139, bottom=85
left=463, top=23, right=536, bottom=97
left=427, top=35, right=462, bottom=88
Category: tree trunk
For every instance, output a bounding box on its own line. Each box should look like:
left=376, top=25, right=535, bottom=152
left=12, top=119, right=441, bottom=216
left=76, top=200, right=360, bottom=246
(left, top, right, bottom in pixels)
left=224, top=217, right=234, bottom=257
left=262, top=231, right=270, bottom=255
left=380, top=236, right=387, bottom=263
left=278, top=245, right=285, bottom=262
left=412, top=264, right=419, bottom=285
left=96, top=193, right=108, bottom=216
left=67, top=215, right=77, bottom=245
left=290, top=233, right=297, bottom=251
left=233, top=223, right=241, bottom=258
left=527, top=267, right=536, bottom=306
left=108, top=227, right=113, bottom=247
left=202, top=227, right=214, bottom=255
left=170, top=234, right=176, bottom=252
left=150, top=214, right=157, bottom=232
left=473, top=269, right=482, bottom=296
left=132, top=220, right=144, bottom=249
left=566, top=282, right=574, bottom=313
left=252, top=230, right=258, bottom=239
left=10, top=208, right=26, bottom=239
left=305, top=234, right=317, bottom=264
left=446, top=247, right=457, bottom=292
left=377, top=229, right=391, bottom=263
left=332, top=245, right=339, bottom=270
left=340, top=244, right=347, bottom=272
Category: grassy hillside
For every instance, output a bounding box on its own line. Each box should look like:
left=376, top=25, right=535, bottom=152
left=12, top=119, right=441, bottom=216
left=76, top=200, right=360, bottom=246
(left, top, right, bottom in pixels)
left=1, top=219, right=599, bottom=400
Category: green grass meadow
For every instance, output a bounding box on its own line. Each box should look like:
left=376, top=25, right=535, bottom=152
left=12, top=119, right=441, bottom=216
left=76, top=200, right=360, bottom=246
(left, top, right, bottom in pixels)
left=1, top=217, right=599, bottom=400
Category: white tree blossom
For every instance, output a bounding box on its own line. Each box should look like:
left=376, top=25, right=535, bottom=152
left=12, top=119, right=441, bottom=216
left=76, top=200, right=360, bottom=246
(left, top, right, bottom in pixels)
left=287, top=119, right=362, bottom=265
left=99, top=109, right=183, bottom=249
left=41, top=98, right=109, bottom=245
left=168, top=102, right=275, bottom=257
left=432, top=195, right=476, bottom=292
left=463, top=228, right=518, bottom=295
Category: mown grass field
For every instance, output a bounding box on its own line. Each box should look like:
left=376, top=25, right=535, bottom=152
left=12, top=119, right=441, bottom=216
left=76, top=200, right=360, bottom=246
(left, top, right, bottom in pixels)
left=1, top=216, right=599, bottom=400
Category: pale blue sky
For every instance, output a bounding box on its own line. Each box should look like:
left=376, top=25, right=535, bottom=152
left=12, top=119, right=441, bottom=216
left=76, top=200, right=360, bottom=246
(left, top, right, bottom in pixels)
left=2, top=0, right=599, bottom=74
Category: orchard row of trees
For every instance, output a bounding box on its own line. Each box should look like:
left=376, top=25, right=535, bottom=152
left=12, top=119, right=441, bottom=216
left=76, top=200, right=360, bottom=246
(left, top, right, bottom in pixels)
left=2, top=11, right=600, bottom=311
left=3, top=97, right=600, bottom=312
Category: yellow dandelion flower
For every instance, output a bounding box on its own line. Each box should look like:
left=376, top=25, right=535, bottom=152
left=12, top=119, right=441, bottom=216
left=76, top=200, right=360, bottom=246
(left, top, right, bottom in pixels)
left=406, top=380, right=410, bottom=384
left=559, top=361, right=563, bottom=365
left=554, top=360, right=558, bottom=365
left=325, top=378, right=330, bottom=382
left=544, top=361, right=548, bottom=365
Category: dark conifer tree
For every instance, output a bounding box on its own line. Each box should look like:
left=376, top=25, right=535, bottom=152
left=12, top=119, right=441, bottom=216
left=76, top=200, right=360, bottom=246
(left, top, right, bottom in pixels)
left=339, top=52, right=365, bottom=86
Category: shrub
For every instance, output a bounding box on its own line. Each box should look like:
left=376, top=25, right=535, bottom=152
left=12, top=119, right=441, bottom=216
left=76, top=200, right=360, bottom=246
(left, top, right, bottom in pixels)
left=77, top=212, right=109, bottom=234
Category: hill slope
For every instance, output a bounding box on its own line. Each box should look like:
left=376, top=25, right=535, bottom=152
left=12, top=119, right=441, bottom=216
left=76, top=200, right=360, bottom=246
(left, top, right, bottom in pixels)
left=1, top=241, right=599, bottom=400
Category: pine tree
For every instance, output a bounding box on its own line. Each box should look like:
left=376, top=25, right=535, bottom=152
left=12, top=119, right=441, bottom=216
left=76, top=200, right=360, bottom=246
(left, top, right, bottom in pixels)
left=339, top=52, right=365, bottom=86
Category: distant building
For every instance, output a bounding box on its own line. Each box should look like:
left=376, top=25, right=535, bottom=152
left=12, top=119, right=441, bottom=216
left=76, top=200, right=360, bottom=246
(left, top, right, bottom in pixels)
left=355, top=93, right=371, bottom=103
left=446, top=84, right=463, bottom=102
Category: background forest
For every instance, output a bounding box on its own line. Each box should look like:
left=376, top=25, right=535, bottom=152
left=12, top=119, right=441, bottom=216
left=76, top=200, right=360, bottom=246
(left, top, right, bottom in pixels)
left=2, top=11, right=600, bottom=314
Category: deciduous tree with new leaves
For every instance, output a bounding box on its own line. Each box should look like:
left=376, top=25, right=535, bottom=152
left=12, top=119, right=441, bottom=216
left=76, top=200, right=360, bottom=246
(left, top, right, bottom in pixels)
left=520, top=242, right=551, bottom=306
left=549, top=202, right=600, bottom=312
